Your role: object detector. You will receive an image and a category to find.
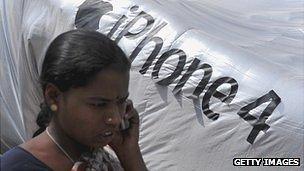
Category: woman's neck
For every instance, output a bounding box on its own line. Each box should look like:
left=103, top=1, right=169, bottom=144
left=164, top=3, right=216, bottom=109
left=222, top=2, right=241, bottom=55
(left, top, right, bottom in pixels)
left=47, top=121, right=90, bottom=163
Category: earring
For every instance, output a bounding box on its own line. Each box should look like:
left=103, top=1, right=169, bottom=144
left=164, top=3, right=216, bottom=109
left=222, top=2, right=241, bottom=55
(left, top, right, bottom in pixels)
left=107, top=117, right=113, bottom=122
left=50, top=104, right=58, bottom=112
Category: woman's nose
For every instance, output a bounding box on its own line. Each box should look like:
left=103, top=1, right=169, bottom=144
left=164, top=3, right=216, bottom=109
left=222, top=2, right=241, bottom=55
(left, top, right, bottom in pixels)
left=105, top=114, right=122, bottom=126
left=105, top=106, right=122, bottom=126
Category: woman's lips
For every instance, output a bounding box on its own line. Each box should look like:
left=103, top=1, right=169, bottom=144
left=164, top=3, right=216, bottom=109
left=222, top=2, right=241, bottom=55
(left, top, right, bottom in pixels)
left=103, top=131, right=113, bottom=137
left=96, top=130, right=114, bottom=143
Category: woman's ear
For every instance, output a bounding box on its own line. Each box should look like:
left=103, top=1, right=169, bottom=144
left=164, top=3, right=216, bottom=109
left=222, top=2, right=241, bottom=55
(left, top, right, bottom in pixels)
left=44, top=83, right=62, bottom=106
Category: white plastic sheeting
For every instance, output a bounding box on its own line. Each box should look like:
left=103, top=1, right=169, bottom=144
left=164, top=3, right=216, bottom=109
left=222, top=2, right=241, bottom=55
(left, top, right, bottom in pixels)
left=1, top=0, right=303, bottom=170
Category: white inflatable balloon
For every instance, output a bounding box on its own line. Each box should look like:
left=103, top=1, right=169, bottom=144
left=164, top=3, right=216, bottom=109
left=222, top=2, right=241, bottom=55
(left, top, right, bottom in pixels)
left=1, top=0, right=303, bottom=170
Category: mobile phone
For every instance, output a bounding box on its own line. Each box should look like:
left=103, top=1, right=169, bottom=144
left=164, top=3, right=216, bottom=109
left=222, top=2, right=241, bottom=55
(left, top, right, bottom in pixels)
left=120, top=118, right=130, bottom=131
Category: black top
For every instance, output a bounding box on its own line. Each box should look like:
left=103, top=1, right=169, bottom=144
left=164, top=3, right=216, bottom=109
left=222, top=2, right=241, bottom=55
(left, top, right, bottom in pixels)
left=1, top=146, right=52, bottom=171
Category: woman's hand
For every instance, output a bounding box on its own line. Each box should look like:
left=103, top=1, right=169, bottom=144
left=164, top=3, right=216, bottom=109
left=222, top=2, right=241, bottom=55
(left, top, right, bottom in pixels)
left=109, top=99, right=139, bottom=153
left=109, top=100, right=147, bottom=171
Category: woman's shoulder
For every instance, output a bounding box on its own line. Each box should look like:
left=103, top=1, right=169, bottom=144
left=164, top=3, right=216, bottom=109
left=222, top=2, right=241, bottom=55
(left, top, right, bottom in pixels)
left=1, top=146, right=52, bottom=171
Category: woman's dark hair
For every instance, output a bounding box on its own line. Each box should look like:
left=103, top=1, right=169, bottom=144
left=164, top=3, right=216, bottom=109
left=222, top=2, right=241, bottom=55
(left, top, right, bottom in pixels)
left=33, top=29, right=130, bottom=137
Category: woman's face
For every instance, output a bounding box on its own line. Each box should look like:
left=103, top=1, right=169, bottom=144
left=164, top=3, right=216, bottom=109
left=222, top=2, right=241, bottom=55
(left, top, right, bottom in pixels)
left=56, top=68, right=129, bottom=148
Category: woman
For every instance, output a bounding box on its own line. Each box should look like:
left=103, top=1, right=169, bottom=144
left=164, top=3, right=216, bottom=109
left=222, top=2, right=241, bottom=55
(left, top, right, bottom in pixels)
left=1, top=29, right=147, bottom=171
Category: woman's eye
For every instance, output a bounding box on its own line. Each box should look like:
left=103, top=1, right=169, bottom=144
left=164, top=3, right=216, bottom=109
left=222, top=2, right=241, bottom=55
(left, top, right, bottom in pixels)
left=118, top=99, right=127, bottom=105
left=89, top=103, right=106, bottom=107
